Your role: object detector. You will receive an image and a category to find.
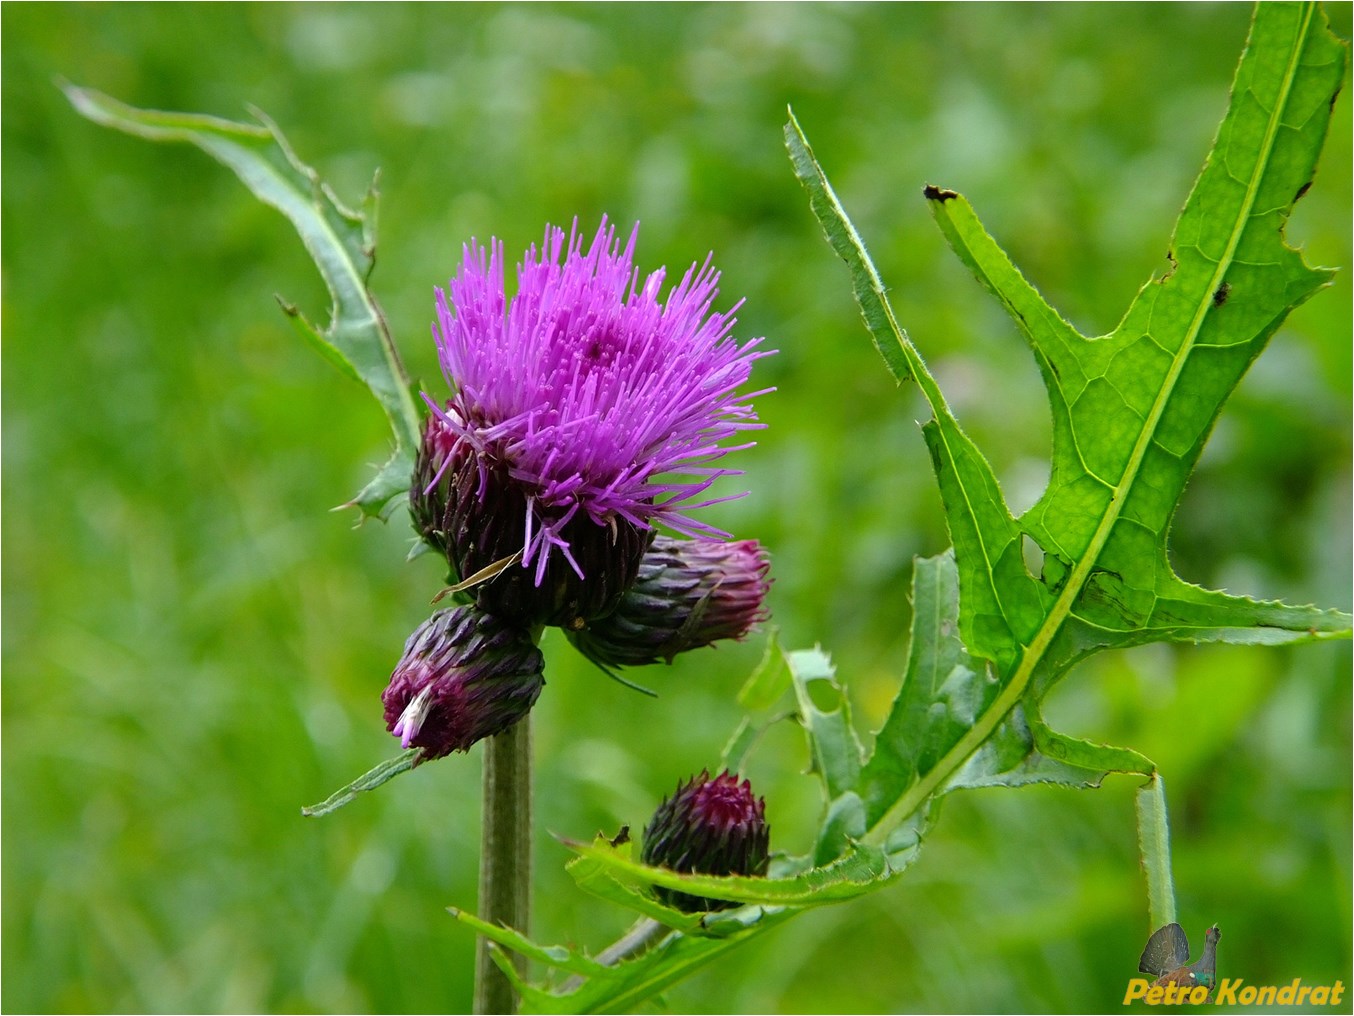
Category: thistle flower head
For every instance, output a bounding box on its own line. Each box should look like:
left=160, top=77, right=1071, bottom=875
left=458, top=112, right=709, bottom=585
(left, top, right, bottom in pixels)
left=641, top=769, right=770, bottom=912
left=420, top=218, right=771, bottom=625
left=381, top=606, right=544, bottom=760
left=567, top=536, right=771, bottom=668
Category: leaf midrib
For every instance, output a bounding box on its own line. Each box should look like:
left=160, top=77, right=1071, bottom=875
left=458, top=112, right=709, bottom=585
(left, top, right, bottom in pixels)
left=863, top=5, right=1311, bottom=846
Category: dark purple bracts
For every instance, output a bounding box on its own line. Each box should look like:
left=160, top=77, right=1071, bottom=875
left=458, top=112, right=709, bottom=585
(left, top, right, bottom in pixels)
left=567, top=536, right=770, bottom=667
left=381, top=606, right=544, bottom=760
left=641, top=769, right=770, bottom=912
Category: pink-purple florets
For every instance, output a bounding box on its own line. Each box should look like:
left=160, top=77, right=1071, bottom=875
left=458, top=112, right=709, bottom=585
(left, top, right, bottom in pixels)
left=425, top=218, right=772, bottom=586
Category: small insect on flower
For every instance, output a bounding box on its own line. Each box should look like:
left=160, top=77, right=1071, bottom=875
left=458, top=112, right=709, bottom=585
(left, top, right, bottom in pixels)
left=412, top=218, right=773, bottom=629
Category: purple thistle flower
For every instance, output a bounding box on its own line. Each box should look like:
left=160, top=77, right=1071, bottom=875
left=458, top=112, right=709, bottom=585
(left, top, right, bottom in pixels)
left=566, top=536, right=771, bottom=668
left=381, top=606, right=544, bottom=760
left=419, top=218, right=771, bottom=627
left=641, top=769, right=770, bottom=912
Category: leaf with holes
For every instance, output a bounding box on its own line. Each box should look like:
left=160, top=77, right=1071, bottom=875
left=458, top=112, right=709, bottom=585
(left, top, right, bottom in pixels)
left=787, top=3, right=1350, bottom=848
left=474, top=10, right=1351, bottom=1013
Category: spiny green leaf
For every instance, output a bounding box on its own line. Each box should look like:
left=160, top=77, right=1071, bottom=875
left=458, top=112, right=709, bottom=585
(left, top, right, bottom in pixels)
left=944, top=706, right=1153, bottom=792
left=788, top=3, right=1350, bottom=853
left=449, top=908, right=610, bottom=979
left=455, top=8, right=1351, bottom=1012
left=784, top=646, right=874, bottom=862
left=860, top=553, right=1153, bottom=801
left=562, top=836, right=897, bottom=908
left=565, top=841, right=707, bottom=934
left=860, top=551, right=992, bottom=820
left=62, top=84, right=422, bottom=519
left=787, top=647, right=863, bottom=803
left=300, top=748, right=421, bottom=817
left=452, top=904, right=786, bottom=1015
left=736, top=629, right=792, bottom=712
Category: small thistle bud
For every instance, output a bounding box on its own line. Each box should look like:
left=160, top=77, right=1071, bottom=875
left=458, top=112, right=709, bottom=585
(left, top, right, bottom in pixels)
left=381, top=606, right=544, bottom=760
left=567, top=536, right=770, bottom=667
left=641, top=769, right=770, bottom=912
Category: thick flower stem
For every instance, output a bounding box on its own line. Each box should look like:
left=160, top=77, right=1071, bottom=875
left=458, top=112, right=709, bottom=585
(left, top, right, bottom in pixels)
left=474, top=715, right=532, bottom=1015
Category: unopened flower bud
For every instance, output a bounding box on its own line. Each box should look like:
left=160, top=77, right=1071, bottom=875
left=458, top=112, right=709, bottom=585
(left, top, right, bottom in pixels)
left=641, top=769, right=770, bottom=912
left=567, top=536, right=770, bottom=667
left=381, top=606, right=544, bottom=760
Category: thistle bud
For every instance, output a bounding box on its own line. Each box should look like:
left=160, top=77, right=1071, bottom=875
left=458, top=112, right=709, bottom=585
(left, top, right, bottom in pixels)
left=567, top=536, right=770, bottom=668
left=640, top=769, right=770, bottom=912
left=381, top=606, right=544, bottom=760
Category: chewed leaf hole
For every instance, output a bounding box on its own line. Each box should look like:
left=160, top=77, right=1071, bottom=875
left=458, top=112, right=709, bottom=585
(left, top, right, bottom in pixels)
left=1022, top=533, right=1045, bottom=580
left=806, top=678, right=843, bottom=714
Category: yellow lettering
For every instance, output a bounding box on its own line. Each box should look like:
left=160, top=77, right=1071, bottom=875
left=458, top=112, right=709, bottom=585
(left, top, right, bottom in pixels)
left=1187, top=985, right=1208, bottom=1005
left=1239, top=985, right=1257, bottom=1004
left=1278, top=978, right=1301, bottom=1004
left=1256, top=984, right=1277, bottom=1005
left=1331, top=982, right=1345, bottom=1006
left=1123, top=979, right=1150, bottom=1004
left=1310, top=986, right=1329, bottom=1005
left=1296, top=986, right=1312, bottom=1005
left=1145, top=984, right=1165, bottom=1005
left=1214, top=978, right=1239, bottom=1005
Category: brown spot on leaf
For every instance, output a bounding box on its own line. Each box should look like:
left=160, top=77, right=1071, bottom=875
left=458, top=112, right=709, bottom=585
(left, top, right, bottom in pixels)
left=1212, top=282, right=1231, bottom=307
left=1294, top=180, right=1312, bottom=203
left=923, top=184, right=958, bottom=202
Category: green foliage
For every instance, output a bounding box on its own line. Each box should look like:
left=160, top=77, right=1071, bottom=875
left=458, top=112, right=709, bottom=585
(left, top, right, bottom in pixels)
left=7, top=3, right=1351, bottom=1013
left=421, top=6, right=1351, bottom=1010
left=1136, top=774, right=1178, bottom=932
left=62, top=84, right=422, bottom=519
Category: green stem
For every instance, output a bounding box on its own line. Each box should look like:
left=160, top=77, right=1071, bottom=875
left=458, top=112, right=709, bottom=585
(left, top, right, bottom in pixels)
left=474, top=716, right=533, bottom=1015
left=1136, top=772, right=1177, bottom=931
left=559, top=918, right=667, bottom=994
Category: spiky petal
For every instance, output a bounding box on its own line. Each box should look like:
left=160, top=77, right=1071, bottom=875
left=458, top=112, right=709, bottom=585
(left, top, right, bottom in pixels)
left=567, top=536, right=770, bottom=667
left=421, top=217, right=771, bottom=624
left=381, top=606, right=544, bottom=760
left=641, top=769, right=770, bottom=912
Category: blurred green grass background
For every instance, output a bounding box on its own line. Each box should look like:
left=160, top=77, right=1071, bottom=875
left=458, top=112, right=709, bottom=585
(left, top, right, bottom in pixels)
left=4, top=3, right=1350, bottom=1012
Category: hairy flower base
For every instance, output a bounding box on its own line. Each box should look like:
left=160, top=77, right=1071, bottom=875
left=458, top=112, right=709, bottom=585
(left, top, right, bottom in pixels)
left=414, top=413, right=651, bottom=628
left=567, top=536, right=770, bottom=667
left=381, top=606, right=544, bottom=760
left=410, top=411, right=457, bottom=561
left=641, top=769, right=770, bottom=912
